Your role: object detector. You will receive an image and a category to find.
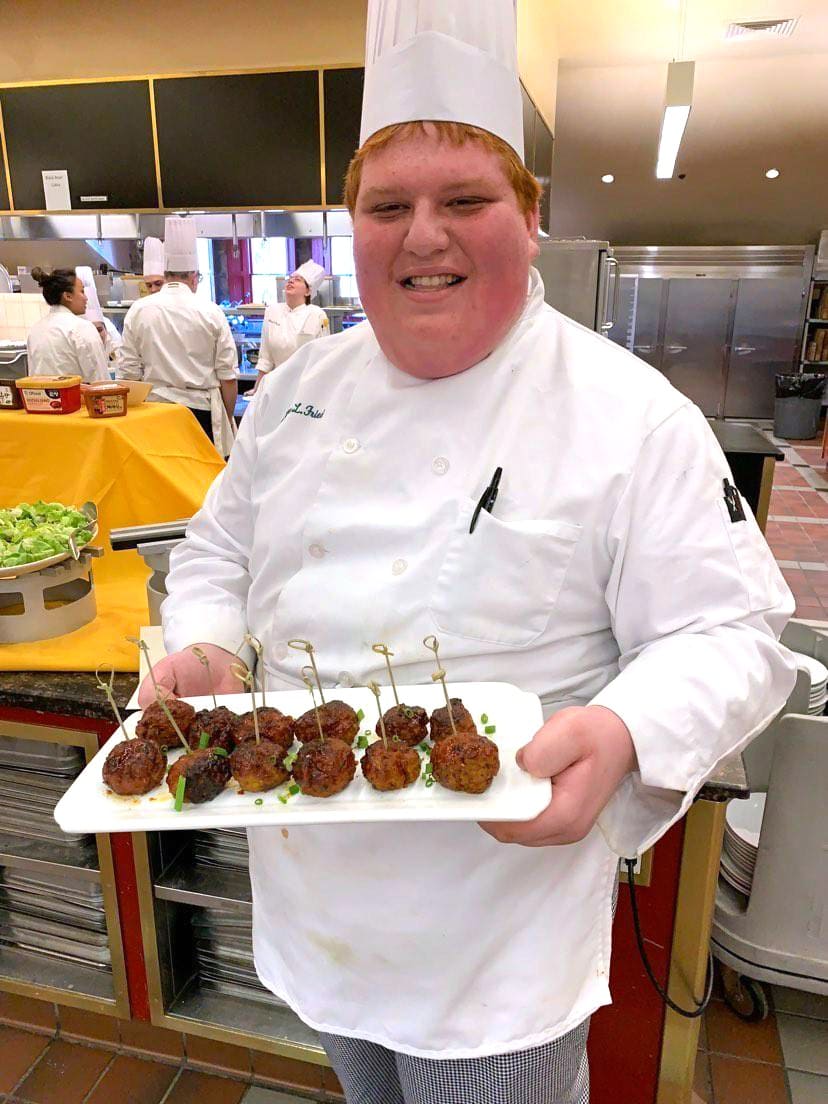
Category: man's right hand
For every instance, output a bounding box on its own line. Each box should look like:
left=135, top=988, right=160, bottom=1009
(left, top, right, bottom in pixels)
left=137, top=643, right=248, bottom=707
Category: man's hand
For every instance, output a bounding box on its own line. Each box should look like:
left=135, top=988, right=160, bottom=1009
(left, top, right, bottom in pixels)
left=480, top=705, right=637, bottom=847
left=137, top=643, right=248, bottom=707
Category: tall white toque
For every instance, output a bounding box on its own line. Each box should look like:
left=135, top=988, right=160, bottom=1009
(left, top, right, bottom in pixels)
left=142, top=237, right=165, bottom=277
left=163, top=217, right=199, bottom=272
left=359, top=0, right=524, bottom=159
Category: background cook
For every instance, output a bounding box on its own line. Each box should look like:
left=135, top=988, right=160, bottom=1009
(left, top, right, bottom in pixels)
left=77, top=265, right=123, bottom=368
left=26, top=266, right=109, bottom=382
left=253, top=260, right=329, bottom=389
left=138, top=3, right=796, bottom=1102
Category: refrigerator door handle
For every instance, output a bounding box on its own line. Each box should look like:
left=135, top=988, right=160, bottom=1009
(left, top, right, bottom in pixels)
left=600, top=255, right=621, bottom=331
left=733, top=344, right=757, bottom=355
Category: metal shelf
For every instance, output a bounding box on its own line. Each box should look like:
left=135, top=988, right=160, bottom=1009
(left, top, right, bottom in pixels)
left=807, top=318, right=828, bottom=323
left=0, top=832, right=100, bottom=881
left=166, top=979, right=325, bottom=1062
left=802, top=361, right=828, bottom=366
left=0, top=944, right=114, bottom=1003
left=155, top=860, right=251, bottom=913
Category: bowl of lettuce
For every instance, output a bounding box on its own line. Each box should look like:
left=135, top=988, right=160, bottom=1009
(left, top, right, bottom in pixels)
left=0, top=501, right=98, bottom=577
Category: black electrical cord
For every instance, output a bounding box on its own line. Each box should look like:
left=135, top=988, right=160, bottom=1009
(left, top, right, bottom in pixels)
left=624, top=858, right=714, bottom=1019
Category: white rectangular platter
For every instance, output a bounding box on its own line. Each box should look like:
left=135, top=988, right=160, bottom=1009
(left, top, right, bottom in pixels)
left=55, top=681, right=550, bottom=833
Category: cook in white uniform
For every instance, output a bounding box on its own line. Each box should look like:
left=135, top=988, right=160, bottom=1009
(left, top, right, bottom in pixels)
left=26, top=267, right=109, bottom=383
left=117, top=218, right=238, bottom=456
left=140, top=4, right=796, bottom=1101
left=76, top=266, right=122, bottom=368
left=255, top=260, right=329, bottom=388
left=141, top=236, right=165, bottom=295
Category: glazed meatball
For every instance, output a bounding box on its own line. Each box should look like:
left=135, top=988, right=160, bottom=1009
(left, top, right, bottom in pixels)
left=293, top=737, right=356, bottom=797
left=236, top=707, right=294, bottom=752
left=429, top=698, right=477, bottom=743
left=294, top=700, right=359, bottom=745
left=230, top=740, right=290, bottom=793
left=377, top=704, right=428, bottom=748
left=430, top=732, right=499, bottom=794
left=188, top=706, right=239, bottom=754
left=361, top=739, right=421, bottom=792
left=166, top=747, right=231, bottom=804
left=102, top=738, right=165, bottom=796
left=136, top=698, right=195, bottom=752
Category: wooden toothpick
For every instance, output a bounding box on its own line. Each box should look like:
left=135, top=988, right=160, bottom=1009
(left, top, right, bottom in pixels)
left=371, top=642, right=399, bottom=706
left=301, top=667, right=325, bottom=742
left=94, top=665, right=130, bottom=741
left=232, top=662, right=259, bottom=743
left=423, top=634, right=457, bottom=737
left=367, top=680, right=387, bottom=748
left=288, top=639, right=325, bottom=703
left=244, top=633, right=266, bottom=708
left=128, top=636, right=190, bottom=750
left=191, top=646, right=217, bottom=709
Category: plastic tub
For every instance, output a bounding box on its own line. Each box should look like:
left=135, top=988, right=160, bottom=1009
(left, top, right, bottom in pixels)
left=15, top=375, right=81, bottom=414
left=0, top=377, right=24, bottom=410
left=81, top=382, right=128, bottom=419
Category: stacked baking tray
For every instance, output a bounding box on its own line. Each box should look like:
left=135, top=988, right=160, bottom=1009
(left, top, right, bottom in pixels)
left=0, top=736, right=109, bottom=971
left=191, top=829, right=284, bottom=1007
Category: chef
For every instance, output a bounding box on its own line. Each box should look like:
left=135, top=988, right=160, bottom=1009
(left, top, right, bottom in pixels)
left=141, top=236, right=165, bottom=295
left=26, top=266, right=109, bottom=382
left=139, top=3, right=795, bottom=1101
left=254, top=260, right=329, bottom=388
left=76, top=266, right=122, bottom=367
left=117, top=217, right=238, bottom=456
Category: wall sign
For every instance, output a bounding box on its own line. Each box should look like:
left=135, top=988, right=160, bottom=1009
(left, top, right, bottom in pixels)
left=42, top=169, right=71, bottom=210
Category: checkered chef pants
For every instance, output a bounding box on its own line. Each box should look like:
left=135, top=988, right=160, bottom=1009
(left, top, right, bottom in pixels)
left=320, top=1019, right=590, bottom=1104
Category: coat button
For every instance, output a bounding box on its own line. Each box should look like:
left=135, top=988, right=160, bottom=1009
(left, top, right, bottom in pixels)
left=391, top=558, right=408, bottom=575
left=338, top=671, right=355, bottom=687
left=432, top=456, right=450, bottom=475
left=308, top=543, right=325, bottom=558
left=342, top=437, right=360, bottom=454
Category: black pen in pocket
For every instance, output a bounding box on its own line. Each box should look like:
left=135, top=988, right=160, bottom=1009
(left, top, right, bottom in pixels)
left=469, top=467, right=503, bottom=534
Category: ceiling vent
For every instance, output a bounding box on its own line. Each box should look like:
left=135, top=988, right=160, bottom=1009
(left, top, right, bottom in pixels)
left=725, top=18, right=799, bottom=39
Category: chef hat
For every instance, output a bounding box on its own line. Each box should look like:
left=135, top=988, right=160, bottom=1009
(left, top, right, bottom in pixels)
left=360, top=0, right=524, bottom=159
left=294, top=260, right=326, bottom=299
left=142, top=236, right=165, bottom=277
left=76, top=265, right=104, bottom=324
left=163, top=217, right=199, bottom=272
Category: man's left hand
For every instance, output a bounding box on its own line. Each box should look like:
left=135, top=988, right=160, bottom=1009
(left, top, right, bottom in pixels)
left=480, top=705, right=637, bottom=847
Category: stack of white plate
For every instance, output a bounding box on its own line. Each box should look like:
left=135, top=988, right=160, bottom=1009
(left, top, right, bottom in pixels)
left=721, top=793, right=766, bottom=897
left=793, top=652, right=828, bottom=715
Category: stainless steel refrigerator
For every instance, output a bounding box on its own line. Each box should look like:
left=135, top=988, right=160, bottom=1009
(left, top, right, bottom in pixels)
left=531, top=239, right=620, bottom=333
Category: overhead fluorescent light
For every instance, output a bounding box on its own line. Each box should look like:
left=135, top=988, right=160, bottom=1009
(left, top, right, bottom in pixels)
left=656, top=60, right=695, bottom=179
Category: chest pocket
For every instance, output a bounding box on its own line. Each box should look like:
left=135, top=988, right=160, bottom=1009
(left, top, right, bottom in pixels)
left=716, top=495, right=786, bottom=613
left=428, top=498, right=582, bottom=647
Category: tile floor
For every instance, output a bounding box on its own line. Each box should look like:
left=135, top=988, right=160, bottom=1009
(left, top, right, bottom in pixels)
left=1, top=421, right=826, bottom=1104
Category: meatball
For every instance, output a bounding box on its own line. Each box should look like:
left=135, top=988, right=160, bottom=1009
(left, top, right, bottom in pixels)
left=377, top=704, right=428, bottom=748
left=166, top=747, right=231, bottom=804
left=294, top=700, right=359, bottom=745
left=429, top=698, right=477, bottom=743
left=136, top=698, right=195, bottom=752
left=102, top=737, right=165, bottom=796
left=230, top=740, right=290, bottom=793
left=430, top=732, right=499, bottom=794
left=188, top=706, right=239, bottom=754
left=361, top=739, right=421, bottom=792
left=293, top=737, right=356, bottom=798
left=236, top=707, right=294, bottom=752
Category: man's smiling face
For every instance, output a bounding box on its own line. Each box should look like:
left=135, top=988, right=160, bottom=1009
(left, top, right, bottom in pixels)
left=353, top=124, right=539, bottom=379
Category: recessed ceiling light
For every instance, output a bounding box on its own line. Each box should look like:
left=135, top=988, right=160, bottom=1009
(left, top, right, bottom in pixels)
left=765, top=168, right=780, bottom=179
left=601, top=174, right=615, bottom=183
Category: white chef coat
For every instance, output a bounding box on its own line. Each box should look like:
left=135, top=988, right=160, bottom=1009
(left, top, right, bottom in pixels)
left=257, top=301, right=329, bottom=375
left=102, top=316, right=123, bottom=366
left=117, top=281, right=238, bottom=453
left=162, top=270, right=795, bottom=1058
left=26, top=306, right=109, bottom=383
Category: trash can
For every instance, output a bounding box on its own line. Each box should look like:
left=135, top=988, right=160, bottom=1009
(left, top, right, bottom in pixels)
left=774, top=374, right=826, bottom=440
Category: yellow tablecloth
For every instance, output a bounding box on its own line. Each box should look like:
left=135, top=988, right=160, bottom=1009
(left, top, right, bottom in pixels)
left=0, top=404, right=225, bottom=671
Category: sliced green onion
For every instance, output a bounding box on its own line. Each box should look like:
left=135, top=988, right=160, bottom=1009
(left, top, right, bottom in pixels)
left=289, top=783, right=301, bottom=796
left=418, top=742, right=430, bottom=753
left=211, top=747, right=229, bottom=757
left=480, top=713, right=489, bottom=725
left=254, top=797, right=263, bottom=806
left=424, top=761, right=433, bottom=775
left=174, top=776, right=186, bottom=811
left=278, top=794, right=289, bottom=805
left=357, top=734, right=369, bottom=749
left=356, top=708, right=365, bottom=722
left=425, top=777, right=435, bottom=788
left=283, top=750, right=298, bottom=770
left=484, top=725, right=496, bottom=735
left=198, top=730, right=210, bottom=749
